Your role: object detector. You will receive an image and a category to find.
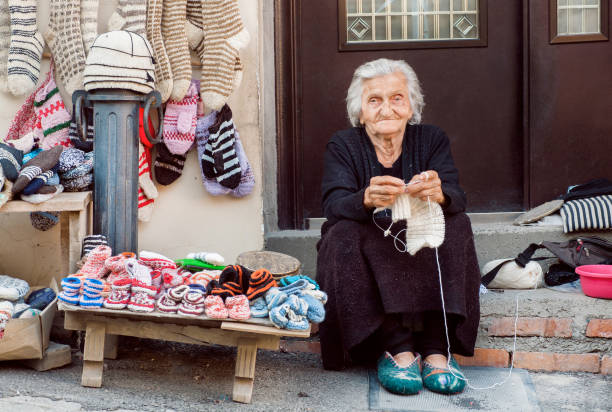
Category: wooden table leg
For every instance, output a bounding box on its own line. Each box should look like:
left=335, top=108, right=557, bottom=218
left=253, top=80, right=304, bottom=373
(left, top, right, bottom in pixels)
left=82, top=321, right=106, bottom=387
left=104, top=334, right=118, bottom=359
left=233, top=338, right=258, bottom=403
left=60, top=213, right=69, bottom=276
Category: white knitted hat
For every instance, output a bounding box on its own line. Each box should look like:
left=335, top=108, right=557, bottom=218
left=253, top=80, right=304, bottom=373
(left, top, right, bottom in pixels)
left=83, top=31, right=156, bottom=94
left=390, top=194, right=445, bottom=255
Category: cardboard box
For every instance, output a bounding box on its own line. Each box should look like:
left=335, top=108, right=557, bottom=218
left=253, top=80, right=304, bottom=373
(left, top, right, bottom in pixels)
left=0, top=280, right=58, bottom=361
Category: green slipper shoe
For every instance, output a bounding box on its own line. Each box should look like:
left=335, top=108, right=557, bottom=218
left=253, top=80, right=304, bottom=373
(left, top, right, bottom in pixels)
left=377, top=352, right=423, bottom=395
left=422, top=355, right=466, bottom=394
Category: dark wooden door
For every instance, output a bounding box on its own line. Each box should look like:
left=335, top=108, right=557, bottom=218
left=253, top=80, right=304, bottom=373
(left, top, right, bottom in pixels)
left=278, top=1, right=612, bottom=228
left=528, top=1, right=612, bottom=206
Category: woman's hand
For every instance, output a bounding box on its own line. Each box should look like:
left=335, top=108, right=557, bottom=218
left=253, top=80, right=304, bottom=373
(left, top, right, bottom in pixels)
left=363, top=176, right=406, bottom=209
left=404, top=170, right=446, bottom=205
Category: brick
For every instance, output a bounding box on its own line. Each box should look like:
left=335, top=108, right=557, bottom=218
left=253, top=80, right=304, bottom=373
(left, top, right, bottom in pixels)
left=279, top=340, right=321, bottom=354
left=488, top=317, right=572, bottom=337
left=513, top=352, right=600, bottom=373
left=454, top=348, right=509, bottom=368
left=586, top=319, right=612, bottom=338
left=601, top=356, right=612, bottom=375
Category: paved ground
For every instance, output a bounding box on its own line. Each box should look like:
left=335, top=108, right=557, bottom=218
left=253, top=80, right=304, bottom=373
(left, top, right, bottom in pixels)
left=0, top=338, right=610, bottom=411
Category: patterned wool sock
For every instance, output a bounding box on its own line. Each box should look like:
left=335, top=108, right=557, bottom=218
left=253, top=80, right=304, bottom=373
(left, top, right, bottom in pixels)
left=153, top=143, right=186, bottom=185
left=80, top=0, right=98, bottom=54
left=161, top=0, right=191, bottom=101
left=0, top=0, right=9, bottom=92
left=108, top=0, right=147, bottom=35
left=30, top=211, right=60, bottom=231
left=198, top=0, right=249, bottom=110
left=0, top=142, right=23, bottom=181
left=163, top=80, right=198, bottom=155
left=34, top=74, right=72, bottom=150
left=12, top=145, right=63, bottom=195
left=45, top=0, right=86, bottom=99
left=22, top=165, right=59, bottom=195
left=146, top=0, right=172, bottom=102
left=206, top=104, right=241, bottom=189
left=7, top=0, right=45, bottom=96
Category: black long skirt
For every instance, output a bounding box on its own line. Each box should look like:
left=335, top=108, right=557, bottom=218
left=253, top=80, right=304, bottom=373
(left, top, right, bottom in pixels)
left=316, top=212, right=480, bottom=370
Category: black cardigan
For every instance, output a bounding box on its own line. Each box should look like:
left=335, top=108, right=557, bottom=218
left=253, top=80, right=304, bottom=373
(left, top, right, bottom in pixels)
left=321, top=125, right=466, bottom=224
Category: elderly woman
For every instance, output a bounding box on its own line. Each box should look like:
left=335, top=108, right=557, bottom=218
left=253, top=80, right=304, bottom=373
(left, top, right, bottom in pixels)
left=317, top=58, right=480, bottom=395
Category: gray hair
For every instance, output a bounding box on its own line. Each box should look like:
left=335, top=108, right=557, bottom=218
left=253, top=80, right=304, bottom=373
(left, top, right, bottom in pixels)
left=346, top=58, right=424, bottom=127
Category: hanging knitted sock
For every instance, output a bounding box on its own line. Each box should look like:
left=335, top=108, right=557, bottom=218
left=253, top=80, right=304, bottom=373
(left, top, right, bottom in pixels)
left=138, top=142, right=157, bottom=222
left=207, top=104, right=241, bottom=189
left=0, top=142, right=23, bottom=182
left=7, top=0, right=45, bottom=96
left=163, top=80, right=198, bottom=155
left=80, top=0, right=98, bottom=54
left=198, top=0, right=249, bottom=110
left=0, top=0, right=9, bottom=92
left=34, top=75, right=72, bottom=150
left=146, top=0, right=172, bottom=102
left=45, top=0, right=86, bottom=99
left=153, top=143, right=185, bottom=185
left=108, top=0, right=147, bottom=35
left=161, top=0, right=191, bottom=101
left=198, top=111, right=219, bottom=182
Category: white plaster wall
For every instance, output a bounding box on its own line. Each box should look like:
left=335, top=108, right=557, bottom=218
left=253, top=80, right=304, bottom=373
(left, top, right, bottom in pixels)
left=0, top=0, right=264, bottom=283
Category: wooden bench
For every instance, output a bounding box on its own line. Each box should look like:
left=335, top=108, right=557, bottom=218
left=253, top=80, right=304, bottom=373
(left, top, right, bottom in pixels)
left=58, top=302, right=310, bottom=404
left=0, top=192, right=92, bottom=275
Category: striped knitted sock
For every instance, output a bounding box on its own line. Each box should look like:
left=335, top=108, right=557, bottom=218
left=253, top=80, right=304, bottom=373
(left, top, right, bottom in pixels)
left=161, top=0, right=191, bottom=101
left=0, top=0, right=9, bottom=92
left=108, top=0, right=146, bottom=35
left=45, top=0, right=86, bottom=99
left=7, top=0, right=44, bottom=96
left=153, top=143, right=185, bottom=185
left=206, top=104, right=241, bottom=189
left=199, top=0, right=249, bottom=110
left=0, top=142, right=24, bottom=182
left=146, top=0, right=173, bottom=102
left=80, top=0, right=98, bottom=54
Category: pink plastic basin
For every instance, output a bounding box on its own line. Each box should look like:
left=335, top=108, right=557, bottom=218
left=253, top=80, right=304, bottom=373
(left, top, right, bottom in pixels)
left=575, top=265, right=612, bottom=299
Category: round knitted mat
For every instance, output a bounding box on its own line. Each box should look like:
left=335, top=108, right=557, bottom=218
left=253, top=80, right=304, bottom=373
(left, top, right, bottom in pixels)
left=235, top=251, right=301, bottom=278
left=513, top=199, right=564, bottom=225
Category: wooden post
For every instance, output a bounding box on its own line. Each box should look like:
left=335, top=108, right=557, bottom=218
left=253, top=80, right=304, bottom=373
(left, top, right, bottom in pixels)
left=104, top=334, right=118, bottom=359
left=232, top=337, right=258, bottom=403
left=82, top=321, right=106, bottom=387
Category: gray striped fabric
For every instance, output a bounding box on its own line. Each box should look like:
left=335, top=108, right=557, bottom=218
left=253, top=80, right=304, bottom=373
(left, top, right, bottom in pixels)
left=560, top=195, right=612, bottom=233
left=81, top=0, right=98, bottom=54
left=0, top=0, right=10, bottom=92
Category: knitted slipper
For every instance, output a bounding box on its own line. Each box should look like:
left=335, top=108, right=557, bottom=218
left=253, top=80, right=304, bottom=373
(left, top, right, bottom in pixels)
left=126, top=258, right=153, bottom=285
left=79, top=294, right=103, bottom=308
left=204, top=295, right=228, bottom=319
left=178, top=290, right=206, bottom=316
left=299, top=292, right=326, bottom=324
left=139, top=250, right=177, bottom=270
left=103, top=278, right=132, bottom=310
left=127, top=280, right=157, bottom=313
left=246, top=269, right=276, bottom=301
left=78, top=245, right=112, bottom=279
left=225, top=294, right=250, bottom=320
left=249, top=296, right=269, bottom=318
left=156, top=284, right=189, bottom=313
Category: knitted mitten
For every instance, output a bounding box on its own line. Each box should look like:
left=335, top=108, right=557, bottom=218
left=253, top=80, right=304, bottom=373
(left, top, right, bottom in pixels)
left=7, top=0, right=44, bottom=96
left=146, top=0, right=172, bottom=102
left=246, top=269, right=277, bottom=301
left=161, top=0, right=191, bottom=100
left=34, top=75, right=72, bottom=150
left=77, top=245, right=112, bottom=279
left=225, top=294, right=250, bottom=320
left=103, top=278, right=132, bottom=309
left=108, top=0, right=147, bottom=35
left=0, top=0, right=9, bottom=92
left=12, top=145, right=63, bottom=195
left=0, top=142, right=24, bottom=182
left=153, top=143, right=186, bottom=185
left=127, top=280, right=157, bottom=312
left=80, top=0, right=98, bottom=54
left=45, top=0, right=86, bottom=98
left=203, top=104, right=241, bottom=189
left=177, top=289, right=205, bottom=316
left=163, top=80, right=199, bottom=155
left=198, top=0, right=249, bottom=110
left=204, top=295, right=228, bottom=319
left=186, top=252, right=225, bottom=266
left=139, top=250, right=177, bottom=271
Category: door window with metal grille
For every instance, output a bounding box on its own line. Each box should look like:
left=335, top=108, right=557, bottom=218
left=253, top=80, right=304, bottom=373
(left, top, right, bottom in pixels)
left=550, top=0, right=609, bottom=43
left=339, top=0, right=487, bottom=50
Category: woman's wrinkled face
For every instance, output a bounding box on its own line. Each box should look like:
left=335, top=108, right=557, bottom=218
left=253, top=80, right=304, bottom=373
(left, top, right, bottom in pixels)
left=359, top=71, right=413, bottom=138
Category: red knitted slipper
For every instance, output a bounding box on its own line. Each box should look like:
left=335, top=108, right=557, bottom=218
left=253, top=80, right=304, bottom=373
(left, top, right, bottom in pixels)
left=204, top=295, right=228, bottom=319
left=225, top=294, right=250, bottom=320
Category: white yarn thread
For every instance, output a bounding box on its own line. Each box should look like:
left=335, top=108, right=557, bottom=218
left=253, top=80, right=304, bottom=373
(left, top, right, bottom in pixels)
left=372, top=192, right=521, bottom=391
